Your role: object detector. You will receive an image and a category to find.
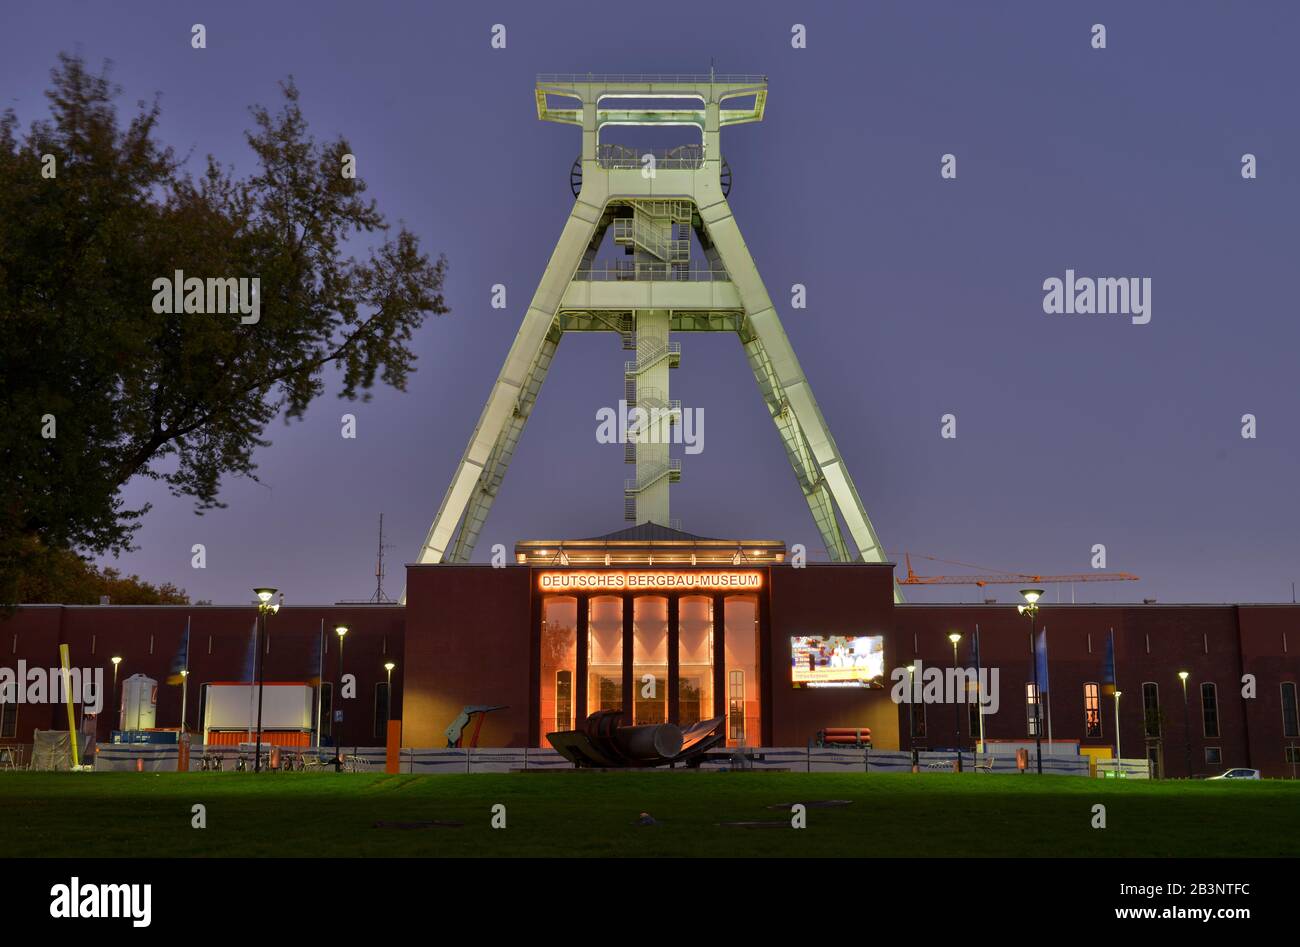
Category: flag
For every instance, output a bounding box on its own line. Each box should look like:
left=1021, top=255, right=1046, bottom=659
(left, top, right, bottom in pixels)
left=1035, top=627, right=1050, bottom=695
left=166, top=619, right=191, bottom=685
left=239, top=618, right=258, bottom=683
left=307, top=621, right=324, bottom=688
left=968, top=626, right=981, bottom=671
left=1101, top=627, right=1116, bottom=696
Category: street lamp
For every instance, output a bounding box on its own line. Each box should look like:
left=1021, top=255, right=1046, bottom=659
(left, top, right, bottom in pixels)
left=1178, top=671, right=1192, bottom=779
left=110, top=656, right=122, bottom=734
left=906, top=662, right=917, bottom=769
left=1018, top=588, right=1045, bottom=774
left=384, top=661, right=396, bottom=726
left=179, top=669, right=189, bottom=735
left=948, top=632, right=962, bottom=771
left=252, top=587, right=279, bottom=773
left=334, top=625, right=348, bottom=770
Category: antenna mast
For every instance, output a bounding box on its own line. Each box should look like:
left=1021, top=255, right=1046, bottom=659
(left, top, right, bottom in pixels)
left=370, top=513, right=395, bottom=603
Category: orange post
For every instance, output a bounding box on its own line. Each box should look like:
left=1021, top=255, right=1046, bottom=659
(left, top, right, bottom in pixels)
left=386, top=719, right=402, bottom=774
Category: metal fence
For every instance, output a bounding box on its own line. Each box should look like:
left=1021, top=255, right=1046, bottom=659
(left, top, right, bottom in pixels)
left=82, top=743, right=1144, bottom=777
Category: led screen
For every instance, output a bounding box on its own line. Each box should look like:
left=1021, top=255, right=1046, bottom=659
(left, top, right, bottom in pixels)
left=791, top=635, right=885, bottom=688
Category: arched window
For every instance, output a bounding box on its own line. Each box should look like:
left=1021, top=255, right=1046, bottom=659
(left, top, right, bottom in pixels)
left=1200, top=682, right=1219, bottom=738
left=1084, top=683, right=1102, bottom=738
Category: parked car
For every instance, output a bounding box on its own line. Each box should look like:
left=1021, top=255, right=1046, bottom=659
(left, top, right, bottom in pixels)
left=1208, top=768, right=1261, bottom=780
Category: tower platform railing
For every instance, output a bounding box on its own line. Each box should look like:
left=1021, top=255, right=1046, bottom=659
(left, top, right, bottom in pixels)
left=574, top=262, right=729, bottom=282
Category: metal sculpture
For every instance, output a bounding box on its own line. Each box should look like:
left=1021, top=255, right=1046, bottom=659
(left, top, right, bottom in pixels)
left=547, top=710, right=725, bottom=768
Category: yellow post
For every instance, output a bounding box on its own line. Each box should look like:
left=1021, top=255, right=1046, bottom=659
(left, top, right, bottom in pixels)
left=58, top=644, right=81, bottom=768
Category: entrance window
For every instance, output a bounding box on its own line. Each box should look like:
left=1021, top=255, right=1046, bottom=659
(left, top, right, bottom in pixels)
left=588, top=596, right=623, bottom=717
left=678, top=596, right=713, bottom=726
left=540, top=597, right=577, bottom=744
left=633, top=597, right=669, bottom=724
left=724, top=595, right=760, bottom=746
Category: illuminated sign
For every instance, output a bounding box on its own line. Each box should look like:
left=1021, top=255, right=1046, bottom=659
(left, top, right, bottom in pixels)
left=791, top=635, right=885, bottom=688
left=538, top=571, right=762, bottom=591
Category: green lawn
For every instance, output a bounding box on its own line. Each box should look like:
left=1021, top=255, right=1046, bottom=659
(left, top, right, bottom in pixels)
left=2, top=771, right=1296, bottom=857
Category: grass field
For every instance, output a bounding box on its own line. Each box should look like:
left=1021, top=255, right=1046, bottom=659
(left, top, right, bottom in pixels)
left=2, top=770, right=1297, bottom=857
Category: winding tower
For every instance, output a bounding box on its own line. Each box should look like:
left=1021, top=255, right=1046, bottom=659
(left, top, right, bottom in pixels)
left=414, top=73, right=895, bottom=596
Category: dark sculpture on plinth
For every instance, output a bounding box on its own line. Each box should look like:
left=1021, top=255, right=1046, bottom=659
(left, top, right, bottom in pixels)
left=547, top=710, right=725, bottom=768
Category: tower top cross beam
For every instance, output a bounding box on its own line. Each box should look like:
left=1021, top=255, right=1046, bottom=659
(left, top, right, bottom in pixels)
left=536, top=73, right=767, bottom=127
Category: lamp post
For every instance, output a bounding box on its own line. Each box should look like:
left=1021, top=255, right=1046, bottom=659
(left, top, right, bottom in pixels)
left=1178, top=671, right=1192, bottom=778
left=252, top=588, right=279, bottom=773
left=110, top=656, right=122, bottom=735
left=1018, top=588, right=1045, bottom=775
left=948, top=632, right=962, bottom=772
left=906, top=662, right=917, bottom=770
left=384, top=662, right=396, bottom=728
left=1114, top=690, right=1123, bottom=776
left=334, top=625, right=348, bottom=771
left=179, top=669, right=189, bottom=734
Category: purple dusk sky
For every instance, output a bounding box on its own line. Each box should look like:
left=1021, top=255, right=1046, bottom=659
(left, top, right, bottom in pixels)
left=3, top=1, right=1298, bottom=606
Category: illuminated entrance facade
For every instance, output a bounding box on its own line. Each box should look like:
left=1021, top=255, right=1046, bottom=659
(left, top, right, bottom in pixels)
left=524, top=526, right=783, bottom=747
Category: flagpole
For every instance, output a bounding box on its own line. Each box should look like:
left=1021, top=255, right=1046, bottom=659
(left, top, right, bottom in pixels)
left=1111, top=627, right=1121, bottom=775
left=1044, top=626, right=1053, bottom=756
left=974, top=625, right=985, bottom=753
left=248, top=619, right=257, bottom=744
left=315, top=619, right=324, bottom=749
left=180, top=616, right=191, bottom=733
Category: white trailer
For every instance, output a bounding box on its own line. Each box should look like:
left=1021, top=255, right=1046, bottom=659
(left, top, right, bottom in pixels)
left=202, top=682, right=314, bottom=744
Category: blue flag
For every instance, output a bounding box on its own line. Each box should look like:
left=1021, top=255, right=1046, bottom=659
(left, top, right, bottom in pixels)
left=166, top=620, right=190, bottom=685
left=307, top=624, right=323, bottom=687
left=239, top=619, right=258, bottom=682
left=969, top=626, right=981, bottom=671
left=1035, top=628, right=1050, bottom=695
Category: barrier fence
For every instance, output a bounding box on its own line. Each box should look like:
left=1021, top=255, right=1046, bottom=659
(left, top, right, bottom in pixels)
left=73, top=744, right=1150, bottom=778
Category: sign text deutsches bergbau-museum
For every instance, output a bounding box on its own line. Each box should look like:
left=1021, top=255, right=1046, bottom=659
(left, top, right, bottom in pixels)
left=537, top=571, right=762, bottom=591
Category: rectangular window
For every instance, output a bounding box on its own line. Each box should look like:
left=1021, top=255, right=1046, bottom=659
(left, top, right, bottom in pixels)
left=555, top=671, right=572, bottom=733
left=1084, top=683, right=1102, bottom=738
left=374, top=682, right=390, bottom=740
left=728, top=670, right=745, bottom=743
left=588, top=596, right=623, bottom=718
left=723, top=596, right=761, bottom=747
left=1286, top=746, right=1300, bottom=765
left=1142, top=682, right=1161, bottom=738
left=914, top=701, right=927, bottom=740
left=968, top=701, right=981, bottom=741
left=1026, top=683, right=1041, bottom=737
left=0, top=699, right=15, bottom=739
left=1204, top=746, right=1222, bottom=765
left=1201, top=682, right=1220, bottom=738
left=677, top=596, right=713, bottom=726
left=1282, top=682, right=1299, bottom=739
left=540, top=596, right=578, bottom=744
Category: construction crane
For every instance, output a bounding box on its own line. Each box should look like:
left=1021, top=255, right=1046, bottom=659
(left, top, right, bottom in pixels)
left=897, top=553, right=1139, bottom=588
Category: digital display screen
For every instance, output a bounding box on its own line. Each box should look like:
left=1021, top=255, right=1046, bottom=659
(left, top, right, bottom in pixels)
left=791, top=635, right=885, bottom=688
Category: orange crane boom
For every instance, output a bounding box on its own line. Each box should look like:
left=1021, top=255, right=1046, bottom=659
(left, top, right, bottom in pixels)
left=897, top=552, right=1139, bottom=587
